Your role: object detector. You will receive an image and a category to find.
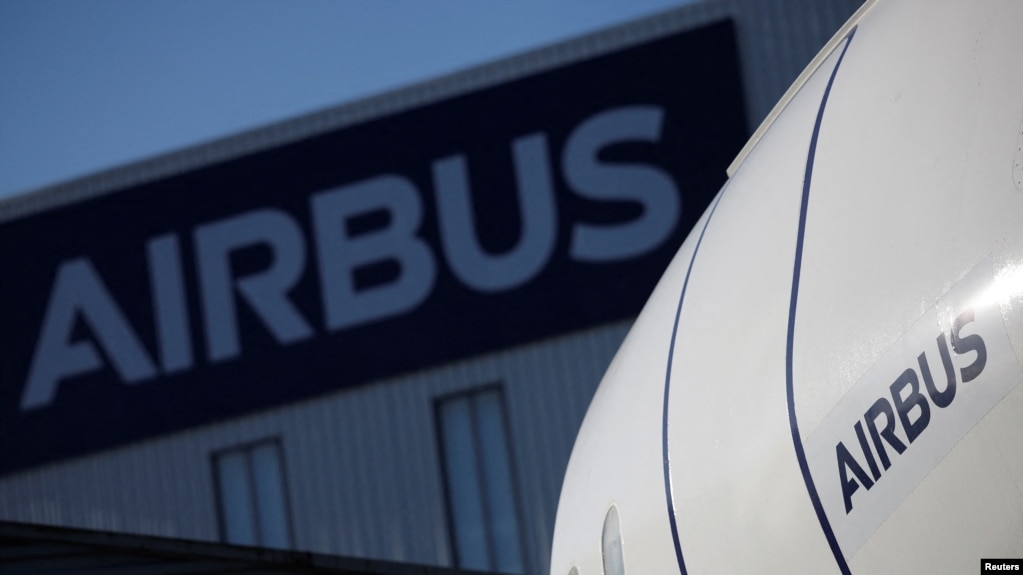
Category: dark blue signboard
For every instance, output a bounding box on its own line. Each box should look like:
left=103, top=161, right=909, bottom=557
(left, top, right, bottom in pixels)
left=0, top=20, right=747, bottom=475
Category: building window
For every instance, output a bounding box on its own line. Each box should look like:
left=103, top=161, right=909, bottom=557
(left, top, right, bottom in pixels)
left=212, top=438, right=293, bottom=549
left=436, top=386, right=525, bottom=573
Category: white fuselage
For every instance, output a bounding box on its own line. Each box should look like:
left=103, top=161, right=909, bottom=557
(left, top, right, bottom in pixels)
left=550, top=0, right=1023, bottom=573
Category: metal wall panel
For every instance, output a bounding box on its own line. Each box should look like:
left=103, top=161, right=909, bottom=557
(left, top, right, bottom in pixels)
left=0, top=322, right=631, bottom=575
left=679, top=0, right=864, bottom=128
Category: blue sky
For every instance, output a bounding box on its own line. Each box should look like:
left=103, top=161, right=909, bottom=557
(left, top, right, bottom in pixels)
left=0, top=0, right=695, bottom=200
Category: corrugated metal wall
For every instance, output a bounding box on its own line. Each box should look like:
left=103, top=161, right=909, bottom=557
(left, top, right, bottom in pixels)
left=0, top=322, right=631, bottom=575
left=708, top=0, right=864, bottom=126
left=0, top=2, right=863, bottom=574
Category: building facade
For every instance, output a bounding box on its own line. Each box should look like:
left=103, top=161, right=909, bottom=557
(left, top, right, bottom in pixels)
left=0, top=2, right=861, bottom=574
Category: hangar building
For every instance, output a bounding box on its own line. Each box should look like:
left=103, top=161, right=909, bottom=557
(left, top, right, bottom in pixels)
left=0, top=1, right=861, bottom=574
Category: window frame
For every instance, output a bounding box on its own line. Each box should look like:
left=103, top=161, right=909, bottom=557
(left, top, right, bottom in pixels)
left=434, top=384, right=528, bottom=573
left=210, top=436, right=295, bottom=549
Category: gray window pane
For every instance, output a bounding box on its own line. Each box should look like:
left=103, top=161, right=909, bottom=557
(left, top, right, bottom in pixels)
left=602, top=505, right=625, bottom=575
left=474, top=391, right=523, bottom=574
left=250, top=442, right=290, bottom=549
left=216, top=451, right=256, bottom=545
left=439, top=396, right=490, bottom=570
